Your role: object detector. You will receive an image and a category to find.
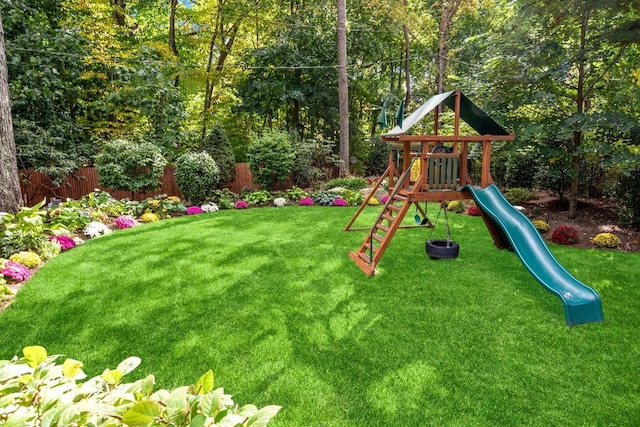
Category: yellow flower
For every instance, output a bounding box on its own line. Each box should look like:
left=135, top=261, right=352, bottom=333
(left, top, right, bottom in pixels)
left=140, top=212, right=159, bottom=223
left=592, top=233, right=620, bottom=248
left=368, top=197, right=379, bottom=206
left=9, top=251, right=42, bottom=268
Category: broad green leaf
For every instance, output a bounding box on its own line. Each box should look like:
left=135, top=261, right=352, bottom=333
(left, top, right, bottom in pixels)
left=0, top=364, right=32, bottom=382
left=4, top=411, right=31, bottom=427
left=199, top=389, right=223, bottom=417
left=102, top=368, right=123, bottom=385
left=62, top=358, right=84, bottom=378
left=122, top=400, right=161, bottom=426
left=189, top=413, right=206, bottom=427
left=23, top=346, right=47, bottom=368
left=245, top=405, right=282, bottom=427
left=194, top=370, right=214, bottom=395
left=116, top=356, right=141, bottom=376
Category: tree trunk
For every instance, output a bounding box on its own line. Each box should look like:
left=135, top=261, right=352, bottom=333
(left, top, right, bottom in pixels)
left=436, top=0, right=461, bottom=98
left=169, top=0, right=180, bottom=87
left=568, top=11, right=589, bottom=219
left=0, top=11, right=22, bottom=212
left=402, top=0, right=411, bottom=109
left=337, top=0, right=349, bottom=176
left=110, top=0, right=126, bottom=27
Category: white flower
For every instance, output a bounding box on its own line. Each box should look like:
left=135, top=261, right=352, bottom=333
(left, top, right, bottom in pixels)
left=84, top=221, right=112, bottom=238
left=273, top=197, right=287, bottom=207
left=201, top=202, right=219, bottom=212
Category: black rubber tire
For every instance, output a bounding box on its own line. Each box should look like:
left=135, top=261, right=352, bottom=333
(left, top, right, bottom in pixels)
left=426, top=239, right=459, bottom=259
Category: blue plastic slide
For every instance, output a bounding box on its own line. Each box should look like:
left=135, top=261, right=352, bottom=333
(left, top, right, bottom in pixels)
left=464, top=184, right=604, bottom=327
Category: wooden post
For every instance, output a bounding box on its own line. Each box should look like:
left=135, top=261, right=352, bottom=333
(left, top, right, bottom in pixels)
left=480, top=140, right=493, bottom=187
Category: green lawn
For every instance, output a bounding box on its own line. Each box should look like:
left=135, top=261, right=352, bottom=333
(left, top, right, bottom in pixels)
left=1, top=206, right=639, bottom=426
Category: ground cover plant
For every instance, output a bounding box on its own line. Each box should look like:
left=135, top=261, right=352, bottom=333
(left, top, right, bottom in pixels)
left=0, top=206, right=639, bottom=425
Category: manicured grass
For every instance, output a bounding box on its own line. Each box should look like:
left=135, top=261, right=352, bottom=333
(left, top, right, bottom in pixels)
left=1, top=205, right=639, bottom=426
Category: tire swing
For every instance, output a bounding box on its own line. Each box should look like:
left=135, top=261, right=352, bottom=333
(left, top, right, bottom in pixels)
left=426, top=203, right=459, bottom=259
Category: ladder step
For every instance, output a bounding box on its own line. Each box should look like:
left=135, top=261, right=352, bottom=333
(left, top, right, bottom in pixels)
left=372, top=233, right=384, bottom=242
left=376, top=224, right=389, bottom=232
left=364, top=242, right=378, bottom=252
left=382, top=214, right=395, bottom=222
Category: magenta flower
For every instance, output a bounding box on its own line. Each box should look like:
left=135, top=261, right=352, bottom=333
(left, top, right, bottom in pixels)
left=1, top=261, right=31, bottom=282
left=49, top=235, right=76, bottom=251
left=380, top=195, right=389, bottom=204
left=300, top=197, right=314, bottom=206
left=187, top=206, right=204, bottom=215
left=333, top=198, right=348, bottom=207
left=114, top=215, right=137, bottom=229
left=235, top=200, right=248, bottom=209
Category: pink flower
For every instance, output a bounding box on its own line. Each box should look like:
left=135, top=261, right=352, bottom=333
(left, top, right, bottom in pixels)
left=235, top=200, right=248, bottom=209
left=333, top=198, right=348, bottom=207
left=380, top=195, right=389, bottom=204
left=300, top=197, right=314, bottom=206
left=49, top=235, right=76, bottom=251
left=187, top=206, right=204, bottom=215
left=114, top=215, right=136, bottom=229
left=1, top=261, right=31, bottom=282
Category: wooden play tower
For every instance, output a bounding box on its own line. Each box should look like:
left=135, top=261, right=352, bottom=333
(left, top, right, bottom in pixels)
left=347, top=90, right=515, bottom=276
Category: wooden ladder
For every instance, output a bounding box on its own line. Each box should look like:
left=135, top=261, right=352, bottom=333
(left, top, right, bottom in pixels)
left=349, top=190, right=412, bottom=276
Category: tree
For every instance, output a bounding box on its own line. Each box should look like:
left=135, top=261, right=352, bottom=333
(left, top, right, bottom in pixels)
left=336, top=0, right=349, bottom=176
left=0, top=8, right=22, bottom=213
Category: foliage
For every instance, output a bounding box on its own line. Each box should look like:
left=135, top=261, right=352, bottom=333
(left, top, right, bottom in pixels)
left=140, top=212, right=160, bottom=223
left=503, top=148, right=541, bottom=190
left=95, top=139, right=167, bottom=193
left=312, top=190, right=338, bottom=207
left=466, top=205, right=481, bottom=216
left=285, top=187, right=309, bottom=202
left=504, top=188, right=537, bottom=205
left=247, top=130, right=295, bottom=189
left=290, top=137, right=340, bottom=188
left=174, top=151, right=220, bottom=206
left=8, top=251, right=42, bottom=269
left=201, top=126, right=236, bottom=185
left=616, top=169, right=640, bottom=230
left=339, top=189, right=364, bottom=206
left=592, top=232, right=621, bottom=248
left=365, top=136, right=390, bottom=177
left=133, top=195, right=185, bottom=219
left=551, top=225, right=579, bottom=245
left=0, top=346, right=281, bottom=427
left=532, top=220, right=550, bottom=234
left=0, top=200, right=49, bottom=258
left=48, top=207, right=91, bottom=234
left=325, top=176, right=368, bottom=191
left=208, top=189, right=238, bottom=210
left=244, top=189, right=273, bottom=206
left=447, top=200, right=466, bottom=213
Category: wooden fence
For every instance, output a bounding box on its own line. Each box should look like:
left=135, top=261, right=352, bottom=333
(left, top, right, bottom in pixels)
left=19, top=163, right=267, bottom=206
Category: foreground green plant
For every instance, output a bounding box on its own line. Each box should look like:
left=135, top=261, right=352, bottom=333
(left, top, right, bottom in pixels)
left=0, top=346, right=280, bottom=427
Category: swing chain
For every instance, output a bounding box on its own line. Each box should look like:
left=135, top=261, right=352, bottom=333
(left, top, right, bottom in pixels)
left=428, top=203, right=453, bottom=242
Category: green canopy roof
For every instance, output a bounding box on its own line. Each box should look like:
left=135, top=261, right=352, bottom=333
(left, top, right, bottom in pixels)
left=383, top=90, right=510, bottom=136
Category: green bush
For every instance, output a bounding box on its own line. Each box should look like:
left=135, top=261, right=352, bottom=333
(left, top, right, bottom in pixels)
left=617, top=169, right=640, bottom=230
left=290, top=136, right=340, bottom=188
left=504, top=148, right=541, bottom=189
left=285, top=186, right=309, bottom=202
left=325, top=176, right=368, bottom=191
left=504, top=187, right=537, bottom=204
left=174, top=151, right=220, bottom=205
left=446, top=200, right=466, bottom=213
left=247, top=129, right=295, bottom=189
left=244, top=189, right=273, bottom=206
left=201, top=126, right=236, bottom=185
left=0, top=200, right=49, bottom=258
left=365, top=135, right=391, bottom=177
left=95, top=139, right=167, bottom=193
left=339, top=189, right=364, bottom=206
left=0, top=345, right=280, bottom=426
left=312, top=190, right=338, bottom=206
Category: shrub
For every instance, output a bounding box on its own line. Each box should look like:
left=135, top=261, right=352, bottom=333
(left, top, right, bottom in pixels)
left=339, top=189, right=364, bottom=206
left=551, top=225, right=579, bottom=245
left=447, top=200, right=465, bottom=213
left=235, top=200, right=248, bottom=209
left=140, top=212, right=159, bottom=223
left=114, top=215, right=137, bottom=229
left=300, top=197, right=314, bottom=206
left=8, top=251, right=42, bottom=268
left=285, top=187, right=309, bottom=202
left=37, top=239, right=61, bottom=260
left=186, top=206, right=204, bottom=215
left=174, top=151, right=220, bottom=206
left=466, top=205, right=481, bottom=216
left=365, top=135, right=391, bottom=177
left=325, top=176, right=368, bottom=191
left=201, top=202, right=219, bottom=212
left=0, top=346, right=281, bottom=427
left=333, top=198, right=348, bottom=207
left=134, top=195, right=186, bottom=219
left=201, top=125, right=236, bottom=185
left=48, top=206, right=91, bottom=233
left=504, top=187, right=537, bottom=204
left=368, top=197, right=379, bottom=206
left=617, top=169, right=640, bottom=230
left=290, top=136, right=339, bottom=188
left=0, top=199, right=49, bottom=258
left=532, top=220, right=550, bottom=234
left=273, top=197, right=287, bottom=207
left=312, top=190, right=338, bottom=206
left=381, top=195, right=389, bottom=204
left=95, top=139, right=167, bottom=193
left=592, top=232, right=620, bottom=248
left=1, top=260, right=31, bottom=282
left=244, top=189, right=273, bottom=206
left=247, top=129, right=295, bottom=189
